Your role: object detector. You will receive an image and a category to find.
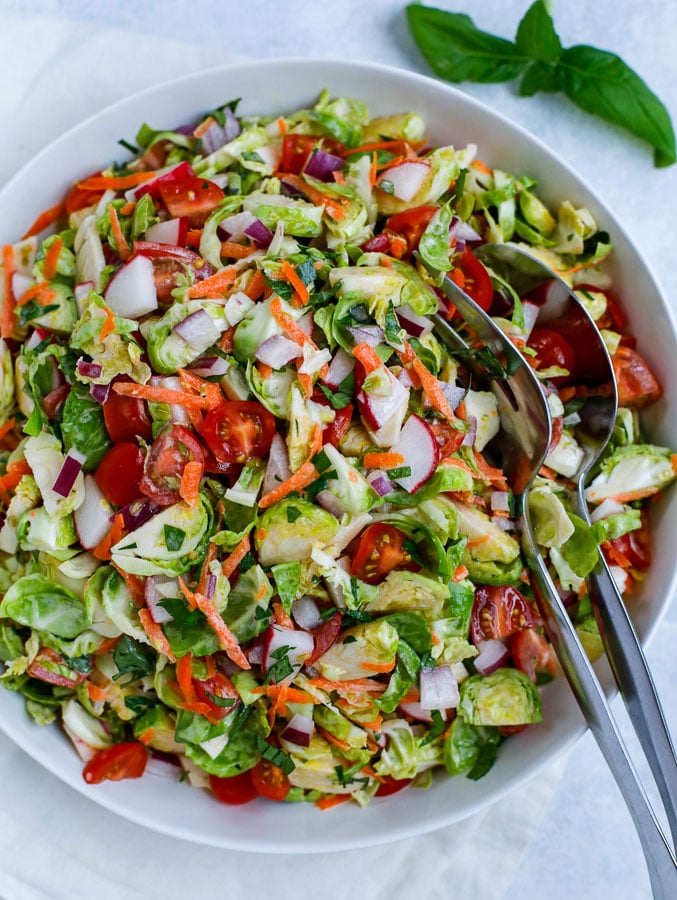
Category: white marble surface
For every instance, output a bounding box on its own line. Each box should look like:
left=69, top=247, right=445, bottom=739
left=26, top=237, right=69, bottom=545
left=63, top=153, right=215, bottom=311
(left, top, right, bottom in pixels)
left=0, top=1, right=676, bottom=898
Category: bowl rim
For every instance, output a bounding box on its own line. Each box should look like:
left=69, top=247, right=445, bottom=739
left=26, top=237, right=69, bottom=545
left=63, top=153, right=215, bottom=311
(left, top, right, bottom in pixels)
left=1, top=55, right=676, bottom=853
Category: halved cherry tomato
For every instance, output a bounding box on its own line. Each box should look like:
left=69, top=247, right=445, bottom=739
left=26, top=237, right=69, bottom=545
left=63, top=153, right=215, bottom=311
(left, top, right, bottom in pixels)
left=305, top=612, right=343, bottom=667
left=43, top=384, right=71, bottom=421
left=103, top=381, right=153, bottom=443
left=209, top=771, right=258, bottom=805
left=611, top=346, right=662, bottom=409
left=429, top=421, right=465, bottom=458
left=202, top=401, right=276, bottom=464
left=193, top=671, right=240, bottom=721
left=157, top=176, right=224, bottom=227
left=375, top=775, right=413, bottom=797
left=361, top=233, right=392, bottom=254
left=548, top=415, right=563, bottom=455
left=604, top=510, right=652, bottom=571
left=312, top=389, right=354, bottom=448
left=250, top=759, right=291, bottom=801
left=351, top=523, right=420, bottom=585
left=527, top=326, right=576, bottom=378
left=27, top=647, right=88, bottom=688
left=140, top=424, right=205, bottom=506
left=470, top=585, right=540, bottom=644
left=82, top=742, right=148, bottom=784
left=451, top=249, right=493, bottom=311
left=385, top=205, right=439, bottom=254
left=95, top=442, right=145, bottom=507
left=509, top=628, right=555, bottom=683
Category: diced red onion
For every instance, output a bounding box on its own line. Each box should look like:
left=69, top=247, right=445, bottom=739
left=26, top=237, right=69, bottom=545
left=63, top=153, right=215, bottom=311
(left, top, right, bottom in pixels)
left=590, top=497, right=625, bottom=523
left=557, top=587, right=578, bottom=612
left=255, top=334, right=302, bottom=369
left=280, top=177, right=305, bottom=198
left=474, top=639, right=510, bottom=676
left=454, top=237, right=467, bottom=255
left=52, top=449, right=86, bottom=498
left=304, top=149, right=345, bottom=182
left=378, top=161, right=430, bottom=203
left=291, top=595, right=323, bottom=631
left=263, top=625, right=314, bottom=681
left=419, top=666, right=459, bottom=710
left=47, top=356, right=65, bottom=392
left=521, top=301, right=541, bottom=339
left=188, top=355, right=229, bottom=378
left=76, top=359, right=102, bottom=379
left=397, top=367, right=414, bottom=389
left=441, top=381, right=467, bottom=411
left=145, top=575, right=180, bottom=624
left=323, top=348, right=355, bottom=391
left=217, top=211, right=257, bottom=241
left=361, top=234, right=391, bottom=254
left=89, top=383, right=111, bottom=405
left=173, top=309, right=220, bottom=352
left=366, top=469, right=395, bottom=497
left=347, top=325, right=385, bottom=347
left=396, top=305, right=433, bottom=338
left=199, top=120, right=230, bottom=155
left=222, top=108, right=241, bottom=142
left=206, top=573, right=217, bottom=601
left=263, top=434, right=291, bottom=496
left=73, top=475, right=114, bottom=550
left=25, top=327, right=51, bottom=350
left=449, top=216, right=482, bottom=243
left=247, top=643, right=264, bottom=666
left=281, top=713, right=315, bottom=748
left=495, top=517, right=516, bottom=532
left=315, top=490, right=346, bottom=519
left=117, top=499, right=160, bottom=531
left=490, top=491, right=511, bottom=513
left=244, top=219, right=274, bottom=249
left=297, top=311, right=314, bottom=336
left=461, top=416, right=478, bottom=447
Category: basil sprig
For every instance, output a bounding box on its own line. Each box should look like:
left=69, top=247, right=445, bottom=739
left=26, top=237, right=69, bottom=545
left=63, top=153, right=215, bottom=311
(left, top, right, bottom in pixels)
left=406, top=1, right=675, bottom=167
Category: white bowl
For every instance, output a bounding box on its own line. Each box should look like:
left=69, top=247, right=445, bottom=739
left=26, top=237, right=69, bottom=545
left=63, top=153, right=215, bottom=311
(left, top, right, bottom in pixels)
left=1, top=58, right=676, bottom=853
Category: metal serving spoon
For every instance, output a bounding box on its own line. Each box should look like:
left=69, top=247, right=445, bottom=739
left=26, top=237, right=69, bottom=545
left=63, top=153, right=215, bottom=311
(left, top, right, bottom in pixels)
left=477, top=242, right=677, bottom=849
left=415, top=248, right=677, bottom=899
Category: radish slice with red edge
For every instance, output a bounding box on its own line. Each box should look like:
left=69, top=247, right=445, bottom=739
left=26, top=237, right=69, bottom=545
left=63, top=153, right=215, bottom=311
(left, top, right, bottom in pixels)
left=389, top=414, right=439, bottom=493
left=419, top=665, right=459, bottom=710
left=291, top=596, right=323, bottom=631
left=145, top=575, right=181, bottom=623
left=52, top=449, right=86, bottom=498
left=263, top=434, right=291, bottom=496
left=399, top=700, right=433, bottom=723
left=474, top=639, right=510, bottom=676
left=104, top=255, right=158, bottom=318
left=144, top=217, right=188, bottom=247
left=262, top=625, right=314, bottom=681
left=73, top=474, right=114, bottom=550
left=396, top=305, right=433, bottom=338
left=323, top=348, right=355, bottom=391
left=377, top=161, right=430, bottom=202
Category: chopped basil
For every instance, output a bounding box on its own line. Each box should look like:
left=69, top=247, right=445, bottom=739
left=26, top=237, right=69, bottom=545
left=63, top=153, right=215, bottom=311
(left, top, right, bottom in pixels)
left=163, top=525, right=186, bottom=552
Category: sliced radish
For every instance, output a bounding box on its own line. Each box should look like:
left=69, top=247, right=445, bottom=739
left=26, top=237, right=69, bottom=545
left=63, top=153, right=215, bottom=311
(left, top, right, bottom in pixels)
left=262, top=625, right=314, bottom=682
left=25, top=327, right=51, bottom=350
left=188, top=356, right=230, bottom=378
left=263, top=433, right=291, bottom=496
left=104, top=255, right=158, bottom=318
left=358, top=368, right=409, bottom=432
left=144, top=217, right=188, bottom=246
left=419, top=665, right=459, bottom=710
left=74, top=475, right=115, bottom=550
left=590, top=498, right=625, bottom=523
left=281, top=713, right=315, bottom=748
left=291, top=595, right=323, bottom=631
left=145, top=575, right=181, bottom=623
left=396, top=305, right=433, bottom=338
left=399, top=700, right=433, bottom=723
left=347, top=325, right=385, bottom=347
left=474, top=639, right=510, bottom=675
left=389, top=414, right=439, bottom=493
left=521, top=301, right=540, bottom=339
left=378, top=161, right=430, bottom=202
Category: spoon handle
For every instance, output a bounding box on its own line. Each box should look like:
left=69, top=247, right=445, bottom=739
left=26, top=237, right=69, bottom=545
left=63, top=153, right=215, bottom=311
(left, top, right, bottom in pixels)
left=522, top=504, right=677, bottom=898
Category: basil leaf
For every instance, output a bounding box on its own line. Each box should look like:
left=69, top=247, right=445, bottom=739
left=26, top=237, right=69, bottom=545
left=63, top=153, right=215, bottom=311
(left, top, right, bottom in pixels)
left=515, top=1, right=562, bottom=63
left=406, top=5, right=527, bottom=84
left=519, top=61, right=559, bottom=98
left=113, top=636, right=154, bottom=682
left=163, top=524, right=185, bottom=552
left=555, top=45, right=676, bottom=167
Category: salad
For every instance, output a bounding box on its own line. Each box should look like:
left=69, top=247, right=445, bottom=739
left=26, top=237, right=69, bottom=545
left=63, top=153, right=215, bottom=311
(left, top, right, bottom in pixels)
left=0, top=91, right=674, bottom=810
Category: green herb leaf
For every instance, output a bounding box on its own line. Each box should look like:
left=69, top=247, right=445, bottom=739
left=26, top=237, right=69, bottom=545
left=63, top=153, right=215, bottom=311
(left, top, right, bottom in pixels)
left=113, top=636, right=155, bottom=682
left=317, top=371, right=354, bottom=410
left=286, top=505, right=302, bottom=524
left=124, top=695, right=156, bottom=714
left=255, top=735, right=295, bottom=775
left=406, top=4, right=527, bottom=84
left=555, top=45, right=676, bottom=167
left=515, top=1, right=562, bottom=63
left=421, top=709, right=447, bottom=746
left=163, top=524, right=186, bottom=552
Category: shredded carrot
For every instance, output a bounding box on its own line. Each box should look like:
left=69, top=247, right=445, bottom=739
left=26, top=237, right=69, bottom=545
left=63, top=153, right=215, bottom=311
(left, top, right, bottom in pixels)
left=193, top=115, right=217, bottom=139
left=42, top=237, right=63, bottom=280
left=186, top=266, right=236, bottom=299
left=558, top=386, right=577, bottom=403
left=257, top=361, right=273, bottom=380
left=269, top=296, right=316, bottom=348
left=93, top=513, right=124, bottom=561
left=111, top=564, right=146, bottom=607
left=94, top=635, right=122, bottom=656
left=99, top=307, right=117, bottom=344
left=107, top=206, right=132, bottom=260
left=0, top=418, right=15, bottom=443
left=369, top=151, right=378, bottom=188
left=85, top=682, right=109, bottom=703
left=0, top=458, right=31, bottom=496
left=120, top=201, right=136, bottom=217
left=76, top=171, right=156, bottom=191
left=451, top=268, right=466, bottom=289
left=197, top=541, right=218, bottom=596
left=257, top=425, right=322, bottom=509
left=318, top=726, right=352, bottom=752
left=297, top=371, right=313, bottom=397
left=389, top=234, right=408, bottom=259
left=218, top=327, right=235, bottom=353
left=453, top=564, right=469, bottom=582
left=280, top=260, right=310, bottom=306
left=315, top=794, right=352, bottom=811
left=138, top=609, right=176, bottom=662
left=178, top=576, right=198, bottom=610
left=473, top=449, right=509, bottom=490
left=221, top=533, right=251, bottom=579
left=347, top=138, right=423, bottom=157
left=361, top=659, right=396, bottom=673
left=175, top=653, right=215, bottom=719
left=605, top=543, right=632, bottom=569
left=671, top=454, right=677, bottom=476
left=360, top=715, right=384, bottom=732
left=21, top=201, right=66, bottom=239
left=333, top=170, right=346, bottom=185
left=137, top=727, right=156, bottom=746
left=471, top=159, right=493, bottom=175
left=607, top=488, right=656, bottom=504
left=352, top=342, right=382, bottom=374
left=178, top=459, right=203, bottom=507
left=466, top=535, right=490, bottom=548
left=1, top=245, right=16, bottom=339
left=245, top=268, right=266, bottom=301
left=177, top=367, right=222, bottom=408
left=112, top=380, right=213, bottom=409
left=272, top=601, right=294, bottom=628
left=538, top=465, right=557, bottom=480
left=412, top=357, right=456, bottom=421
left=251, top=685, right=317, bottom=705
left=220, top=240, right=254, bottom=260
left=276, top=116, right=287, bottom=136
left=186, top=228, right=203, bottom=248
left=362, top=451, right=405, bottom=469
left=305, top=677, right=386, bottom=694
left=191, top=590, right=250, bottom=669
left=276, top=173, right=346, bottom=221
